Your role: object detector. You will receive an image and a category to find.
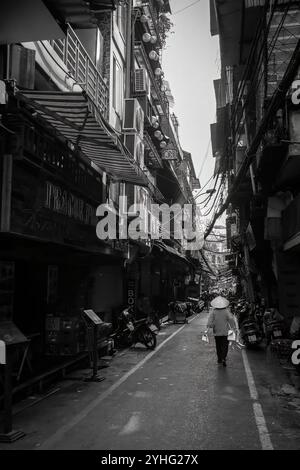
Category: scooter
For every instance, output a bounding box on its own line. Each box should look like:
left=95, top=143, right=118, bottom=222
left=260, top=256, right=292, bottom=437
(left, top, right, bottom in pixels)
left=240, top=317, right=263, bottom=347
left=268, top=319, right=284, bottom=340
left=113, top=307, right=157, bottom=350
left=187, top=297, right=205, bottom=314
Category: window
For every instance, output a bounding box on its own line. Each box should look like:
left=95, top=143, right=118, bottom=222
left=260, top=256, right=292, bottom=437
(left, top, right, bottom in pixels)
left=96, top=28, right=104, bottom=73
left=112, top=56, right=123, bottom=116
left=116, top=4, right=126, bottom=39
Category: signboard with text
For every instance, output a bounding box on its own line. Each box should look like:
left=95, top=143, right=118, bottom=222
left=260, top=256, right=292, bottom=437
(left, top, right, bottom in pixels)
left=162, top=149, right=178, bottom=161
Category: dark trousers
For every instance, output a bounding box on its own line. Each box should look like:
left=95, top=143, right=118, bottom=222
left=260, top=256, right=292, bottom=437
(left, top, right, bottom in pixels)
left=215, top=336, right=229, bottom=362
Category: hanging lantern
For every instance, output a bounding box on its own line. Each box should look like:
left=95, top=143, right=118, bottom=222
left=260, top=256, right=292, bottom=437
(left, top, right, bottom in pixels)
left=154, top=68, right=163, bottom=77
left=142, top=33, right=151, bottom=43
left=149, top=50, right=159, bottom=61
left=140, top=14, right=148, bottom=23
left=160, top=141, right=167, bottom=149
left=150, top=35, right=157, bottom=44
left=154, top=130, right=162, bottom=140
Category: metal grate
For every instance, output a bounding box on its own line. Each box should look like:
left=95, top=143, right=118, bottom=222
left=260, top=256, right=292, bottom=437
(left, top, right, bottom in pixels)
left=51, top=25, right=109, bottom=119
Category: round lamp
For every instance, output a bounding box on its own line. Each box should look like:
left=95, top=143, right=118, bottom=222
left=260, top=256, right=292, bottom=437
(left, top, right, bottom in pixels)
left=142, top=33, right=151, bottom=43
left=149, top=50, right=159, bottom=61
left=140, top=14, right=148, bottom=23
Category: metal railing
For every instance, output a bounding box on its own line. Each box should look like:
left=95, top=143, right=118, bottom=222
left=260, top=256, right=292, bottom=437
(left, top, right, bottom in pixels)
left=51, top=25, right=109, bottom=119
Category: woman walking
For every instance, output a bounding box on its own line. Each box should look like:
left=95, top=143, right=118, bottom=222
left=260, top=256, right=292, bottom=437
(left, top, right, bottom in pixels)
left=206, top=296, right=237, bottom=367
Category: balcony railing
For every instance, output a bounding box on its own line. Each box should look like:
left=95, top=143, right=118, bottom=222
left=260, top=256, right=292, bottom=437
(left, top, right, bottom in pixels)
left=51, top=25, right=109, bottom=119
left=8, top=116, right=103, bottom=204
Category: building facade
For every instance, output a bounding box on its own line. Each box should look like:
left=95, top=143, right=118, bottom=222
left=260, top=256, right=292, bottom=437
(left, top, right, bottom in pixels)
left=209, top=0, right=300, bottom=323
left=0, top=0, right=202, bottom=381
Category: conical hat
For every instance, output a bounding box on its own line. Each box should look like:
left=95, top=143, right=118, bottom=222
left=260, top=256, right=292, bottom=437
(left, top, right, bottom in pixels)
left=211, top=296, right=229, bottom=309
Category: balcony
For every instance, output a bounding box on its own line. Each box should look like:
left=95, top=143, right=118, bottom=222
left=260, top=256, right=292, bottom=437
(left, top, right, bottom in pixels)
left=134, top=42, right=168, bottom=117
left=139, top=1, right=162, bottom=48
left=50, top=25, right=109, bottom=119
left=7, top=115, right=103, bottom=204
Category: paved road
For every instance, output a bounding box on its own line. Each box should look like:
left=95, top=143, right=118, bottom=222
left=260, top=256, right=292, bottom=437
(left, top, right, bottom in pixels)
left=37, top=313, right=300, bottom=450
left=2, top=311, right=300, bottom=450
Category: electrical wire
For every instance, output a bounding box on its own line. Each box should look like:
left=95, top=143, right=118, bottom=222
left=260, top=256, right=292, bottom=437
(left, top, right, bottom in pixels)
left=194, top=174, right=214, bottom=198
left=202, top=177, right=225, bottom=218
left=232, top=0, right=291, bottom=144
left=173, top=0, right=201, bottom=16
left=197, top=138, right=212, bottom=179
left=194, top=174, right=219, bottom=203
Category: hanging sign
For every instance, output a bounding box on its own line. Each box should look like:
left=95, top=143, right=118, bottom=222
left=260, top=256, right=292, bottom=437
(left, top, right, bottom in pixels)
left=162, top=149, right=178, bottom=161
left=191, top=178, right=201, bottom=190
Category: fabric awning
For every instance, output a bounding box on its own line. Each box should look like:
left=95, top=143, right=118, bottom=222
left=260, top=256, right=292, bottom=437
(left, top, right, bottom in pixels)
left=154, top=241, right=192, bottom=265
left=17, top=90, right=149, bottom=187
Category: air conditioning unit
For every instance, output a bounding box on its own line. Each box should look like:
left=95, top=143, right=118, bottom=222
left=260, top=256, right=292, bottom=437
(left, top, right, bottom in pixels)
left=123, top=98, right=144, bottom=138
left=124, top=133, right=145, bottom=168
left=134, top=68, right=151, bottom=98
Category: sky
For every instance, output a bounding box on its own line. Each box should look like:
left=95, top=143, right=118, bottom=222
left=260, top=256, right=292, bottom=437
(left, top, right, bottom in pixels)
left=162, top=0, right=220, bottom=191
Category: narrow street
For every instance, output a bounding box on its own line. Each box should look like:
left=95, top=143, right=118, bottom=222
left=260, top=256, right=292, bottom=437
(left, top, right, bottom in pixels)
left=2, top=311, right=299, bottom=451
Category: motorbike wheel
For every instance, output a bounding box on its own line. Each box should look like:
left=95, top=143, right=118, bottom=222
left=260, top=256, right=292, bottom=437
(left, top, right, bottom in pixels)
left=140, top=328, right=157, bottom=350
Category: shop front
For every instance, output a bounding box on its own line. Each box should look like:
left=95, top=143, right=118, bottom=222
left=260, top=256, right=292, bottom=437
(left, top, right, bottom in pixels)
left=0, top=112, right=127, bottom=379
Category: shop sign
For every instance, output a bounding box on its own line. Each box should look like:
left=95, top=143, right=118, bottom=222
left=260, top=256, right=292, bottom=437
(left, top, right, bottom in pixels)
left=127, top=280, right=136, bottom=309
left=45, top=181, right=97, bottom=226
left=162, top=149, right=178, bottom=161
left=191, top=178, right=201, bottom=190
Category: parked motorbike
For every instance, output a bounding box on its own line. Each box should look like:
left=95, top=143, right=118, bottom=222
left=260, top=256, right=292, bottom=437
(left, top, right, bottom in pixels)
left=113, top=307, right=157, bottom=350
left=237, top=303, right=250, bottom=327
left=263, top=308, right=285, bottom=344
left=147, top=309, right=163, bottom=331
left=240, top=317, right=263, bottom=347
left=187, top=297, right=205, bottom=314
left=267, top=319, right=284, bottom=341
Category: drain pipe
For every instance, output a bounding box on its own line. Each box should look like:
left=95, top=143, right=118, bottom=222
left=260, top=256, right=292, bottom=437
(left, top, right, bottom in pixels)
left=125, top=0, right=133, bottom=99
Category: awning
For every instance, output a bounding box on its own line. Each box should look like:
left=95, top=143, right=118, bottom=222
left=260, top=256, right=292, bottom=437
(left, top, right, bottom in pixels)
left=0, top=0, right=64, bottom=44
left=44, top=1, right=117, bottom=29
left=17, top=90, right=149, bottom=187
left=154, top=241, right=191, bottom=265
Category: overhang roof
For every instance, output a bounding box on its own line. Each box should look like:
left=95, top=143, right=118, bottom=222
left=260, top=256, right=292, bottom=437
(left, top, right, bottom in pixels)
left=44, top=0, right=96, bottom=29
left=18, top=90, right=149, bottom=186
left=0, top=0, right=64, bottom=44
left=215, top=0, right=244, bottom=66
left=154, top=241, right=191, bottom=265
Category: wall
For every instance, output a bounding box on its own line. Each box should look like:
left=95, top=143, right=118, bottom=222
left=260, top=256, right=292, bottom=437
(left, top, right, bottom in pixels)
left=91, top=264, right=124, bottom=322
